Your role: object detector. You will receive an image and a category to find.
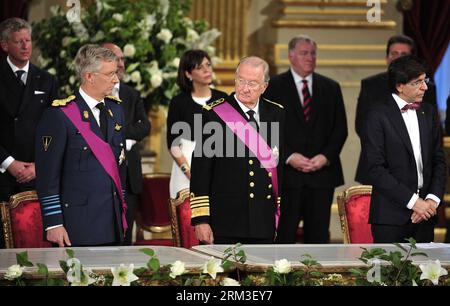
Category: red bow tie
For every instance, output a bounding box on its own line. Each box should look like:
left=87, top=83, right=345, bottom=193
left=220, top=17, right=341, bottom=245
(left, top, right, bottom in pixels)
left=401, top=103, right=421, bottom=112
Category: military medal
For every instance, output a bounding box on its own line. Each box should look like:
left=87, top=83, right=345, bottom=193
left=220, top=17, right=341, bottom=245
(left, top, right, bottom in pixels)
left=83, top=111, right=89, bottom=119
left=108, top=109, right=113, bottom=117
left=115, top=123, right=122, bottom=131
left=42, top=136, right=52, bottom=152
left=118, top=148, right=126, bottom=165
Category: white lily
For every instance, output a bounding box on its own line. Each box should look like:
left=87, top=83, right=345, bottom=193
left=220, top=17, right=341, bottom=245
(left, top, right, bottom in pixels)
left=111, top=264, right=139, bottom=286
left=67, top=268, right=96, bottom=286
left=221, top=277, right=241, bottom=286
left=273, top=259, right=292, bottom=274
left=5, top=264, right=23, bottom=280
left=419, top=259, right=448, bottom=285
left=170, top=260, right=186, bottom=278
left=202, top=257, right=224, bottom=279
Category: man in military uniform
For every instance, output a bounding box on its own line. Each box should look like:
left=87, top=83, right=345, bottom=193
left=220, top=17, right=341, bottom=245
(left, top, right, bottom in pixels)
left=35, top=44, right=127, bottom=247
left=190, top=56, right=285, bottom=244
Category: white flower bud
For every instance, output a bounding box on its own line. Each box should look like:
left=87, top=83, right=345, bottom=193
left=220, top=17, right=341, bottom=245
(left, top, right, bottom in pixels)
left=112, top=13, right=123, bottom=23
left=123, top=44, right=136, bottom=58
left=151, top=74, right=163, bottom=88
left=130, top=71, right=142, bottom=84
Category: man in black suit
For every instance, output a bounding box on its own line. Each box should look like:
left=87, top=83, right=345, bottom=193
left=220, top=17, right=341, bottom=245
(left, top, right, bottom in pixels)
left=102, top=43, right=151, bottom=245
left=0, top=18, right=58, bottom=247
left=264, top=35, right=347, bottom=244
left=365, top=55, right=446, bottom=243
left=355, top=35, right=438, bottom=184
left=190, top=56, right=285, bottom=244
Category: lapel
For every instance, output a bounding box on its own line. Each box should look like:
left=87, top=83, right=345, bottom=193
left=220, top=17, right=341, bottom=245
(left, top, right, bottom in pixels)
left=228, top=94, right=250, bottom=121
left=105, top=100, right=116, bottom=143
left=284, top=70, right=305, bottom=123
left=118, top=83, right=131, bottom=120
left=416, top=105, right=429, bottom=165
left=386, top=96, right=414, bottom=157
left=258, top=98, right=272, bottom=144
left=75, top=92, right=104, bottom=140
left=309, top=73, right=321, bottom=124
left=0, top=58, right=24, bottom=117
left=18, top=63, right=37, bottom=115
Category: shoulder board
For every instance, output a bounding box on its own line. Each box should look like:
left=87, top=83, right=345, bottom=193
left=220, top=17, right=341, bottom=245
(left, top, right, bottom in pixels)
left=51, top=95, right=76, bottom=107
left=264, top=98, right=284, bottom=108
left=105, top=95, right=122, bottom=104
left=263, top=98, right=284, bottom=109
left=203, top=98, right=225, bottom=111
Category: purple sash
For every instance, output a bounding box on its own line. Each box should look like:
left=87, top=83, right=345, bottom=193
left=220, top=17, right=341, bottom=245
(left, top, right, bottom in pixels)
left=212, top=101, right=280, bottom=228
left=60, top=102, right=128, bottom=233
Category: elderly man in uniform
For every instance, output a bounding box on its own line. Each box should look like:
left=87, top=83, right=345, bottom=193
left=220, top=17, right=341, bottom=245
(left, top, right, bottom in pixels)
left=190, top=56, right=285, bottom=244
left=35, top=44, right=127, bottom=247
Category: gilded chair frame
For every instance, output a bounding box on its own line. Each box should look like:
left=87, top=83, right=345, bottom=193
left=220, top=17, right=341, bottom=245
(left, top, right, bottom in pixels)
left=168, top=188, right=190, bottom=247
left=135, top=173, right=171, bottom=241
left=0, top=190, right=39, bottom=249
left=337, top=185, right=372, bottom=244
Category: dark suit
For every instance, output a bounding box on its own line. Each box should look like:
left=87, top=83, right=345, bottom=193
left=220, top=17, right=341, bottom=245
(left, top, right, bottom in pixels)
left=0, top=58, right=58, bottom=199
left=355, top=72, right=438, bottom=184
left=118, top=83, right=151, bottom=245
left=365, top=96, right=446, bottom=243
left=190, top=95, right=285, bottom=243
left=264, top=70, right=347, bottom=243
left=35, top=93, right=127, bottom=246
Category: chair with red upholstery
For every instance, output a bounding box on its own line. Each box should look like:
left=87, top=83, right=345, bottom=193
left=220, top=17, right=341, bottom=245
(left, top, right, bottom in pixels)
left=337, top=185, right=373, bottom=243
left=0, top=190, right=52, bottom=248
left=169, top=188, right=199, bottom=248
left=134, top=173, right=173, bottom=246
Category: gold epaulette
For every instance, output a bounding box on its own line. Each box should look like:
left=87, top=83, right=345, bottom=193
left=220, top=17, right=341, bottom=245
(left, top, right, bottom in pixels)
left=203, top=98, right=225, bottom=111
left=106, top=95, right=122, bottom=104
left=51, top=95, right=76, bottom=107
left=263, top=98, right=284, bottom=109
left=190, top=192, right=210, bottom=218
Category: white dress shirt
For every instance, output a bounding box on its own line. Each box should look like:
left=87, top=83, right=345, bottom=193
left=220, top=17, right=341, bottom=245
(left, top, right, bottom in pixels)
left=392, top=94, right=440, bottom=208
left=290, top=68, right=313, bottom=106
left=234, top=94, right=260, bottom=125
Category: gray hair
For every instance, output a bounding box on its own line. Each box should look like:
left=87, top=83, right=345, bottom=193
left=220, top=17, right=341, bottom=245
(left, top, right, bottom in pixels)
left=236, top=56, right=270, bottom=83
left=0, top=18, right=32, bottom=42
left=74, top=44, right=117, bottom=83
left=288, top=34, right=317, bottom=52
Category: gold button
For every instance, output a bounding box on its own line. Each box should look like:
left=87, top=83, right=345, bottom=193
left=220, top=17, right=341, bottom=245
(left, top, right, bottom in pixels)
left=267, top=195, right=272, bottom=199
left=249, top=159, right=254, bottom=165
left=250, top=193, right=254, bottom=199
left=268, top=184, right=272, bottom=189
left=249, top=171, right=254, bottom=176
left=250, top=182, right=255, bottom=187
left=268, top=172, right=272, bottom=177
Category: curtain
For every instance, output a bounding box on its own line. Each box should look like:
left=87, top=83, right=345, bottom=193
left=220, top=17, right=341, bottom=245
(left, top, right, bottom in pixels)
left=402, top=0, right=450, bottom=75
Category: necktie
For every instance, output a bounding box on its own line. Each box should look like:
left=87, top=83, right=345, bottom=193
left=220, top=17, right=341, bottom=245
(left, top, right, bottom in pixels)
left=96, top=102, right=108, bottom=139
left=15, top=70, right=25, bottom=85
left=401, top=102, right=421, bottom=112
left=247, top=109, right=259, bottom=131
left=301, top=79, right=311, bottom=121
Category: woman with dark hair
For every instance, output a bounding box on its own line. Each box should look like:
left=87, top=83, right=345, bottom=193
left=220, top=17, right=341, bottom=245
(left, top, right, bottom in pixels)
left=167, top=50, right=227, bottom=198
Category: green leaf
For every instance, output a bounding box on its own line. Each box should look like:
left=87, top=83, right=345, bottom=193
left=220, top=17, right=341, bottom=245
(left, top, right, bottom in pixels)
left=16, top=252, right=33, bottom=267
left=410, top=252, right=428, bottom=257
left=140, top=248, right=155, bottom=257
left=66, top=249, right=74, bottom=258
left=37, top=263, right=49, bottom=276
left=148, top=257, right=160, bottom=271
left=393, top=243, right=408, bottom=253
left=59, top=260, right=69, bottom=274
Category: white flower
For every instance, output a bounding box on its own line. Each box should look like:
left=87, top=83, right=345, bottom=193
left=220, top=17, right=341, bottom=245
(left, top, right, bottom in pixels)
left=157, top=28, right=173, bottom=44
left=93, top=30, right=105, bottom=42
left=202, top=257, right=224, bottom=279
left=47, top=68, right=56, bottom=75
left=123, top=44, right=136, bottom=58
left=186, top=28, right=200, bottom=42
left=130, top=71, right=142, bottom=84
left=37, top=55, right=50, bottom=67
left=221, top=277, right=241, bottom=286
left=170, top=260, right=186, bottom=278
left=62, top=36, right=71, bottom=47
left=273, top=259, right=292, bottom=274
left=5, top=264, right=23, bottom=280
left=123, top=74, right=131, bottom=83
left=59, top=50, right=66, bottom=58
left=419, top=260, right=448, bottom=285
left=159, top=0, right=170, bottom=18
left=112, top=13, right=123, bottom=23
left=412, top=279, right=418, bottom=286
left=150, top=74, right=163, bottom=89
left=206, top=46, right=216, bottom=56
left=69, top=76, right=76, bottom=85
left=111, top=264, right=139, bottom=286
left=171, top=57, right=180, bottom=68
left=67, top=268, right=96, bottom=286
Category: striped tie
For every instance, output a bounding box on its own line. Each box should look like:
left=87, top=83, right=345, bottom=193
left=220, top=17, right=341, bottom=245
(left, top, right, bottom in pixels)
left=301, top=79, right=311, bottom=121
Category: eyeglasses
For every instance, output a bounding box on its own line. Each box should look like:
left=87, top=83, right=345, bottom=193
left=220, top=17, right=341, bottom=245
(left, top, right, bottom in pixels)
left=407, top=77, right=429, bottom=87
left=235, top=78, right=264, bottom=90
left=94, top=71, right=118, bottom=80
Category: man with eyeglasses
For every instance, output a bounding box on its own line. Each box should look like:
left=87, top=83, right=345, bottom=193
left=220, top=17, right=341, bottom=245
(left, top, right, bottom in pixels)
left=35, top=44, right=128, bottom=247
left=190, top=56, right=285, bottom=244
left=264, top=34, right=348, bottom=244
left=0, top=18, right=58, bottom=248
left=364, top=55, right=446, bottom=243
left=355, top=35, right=438, bottom=185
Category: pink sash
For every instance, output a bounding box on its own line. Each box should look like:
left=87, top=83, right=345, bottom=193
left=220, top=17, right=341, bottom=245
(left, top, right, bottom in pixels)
left=212, top=101, right=280, bottom=228
left=61, top=102, right=128, bottom=233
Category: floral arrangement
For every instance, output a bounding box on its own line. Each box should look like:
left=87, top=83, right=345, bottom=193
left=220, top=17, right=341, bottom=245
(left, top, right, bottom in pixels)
left=32, top=0, right=221, bottom=110
left=2, top=241, right=449, bottom=286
